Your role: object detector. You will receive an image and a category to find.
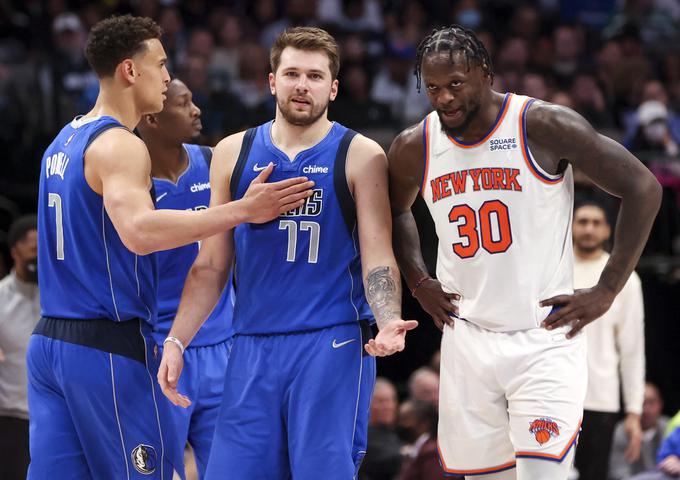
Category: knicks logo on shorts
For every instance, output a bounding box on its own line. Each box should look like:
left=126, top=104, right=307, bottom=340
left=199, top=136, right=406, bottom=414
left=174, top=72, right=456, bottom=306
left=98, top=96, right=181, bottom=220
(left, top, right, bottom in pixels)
left=529, top=418, right=560, bottom=445
left=131, top=444, right=157, bottom=475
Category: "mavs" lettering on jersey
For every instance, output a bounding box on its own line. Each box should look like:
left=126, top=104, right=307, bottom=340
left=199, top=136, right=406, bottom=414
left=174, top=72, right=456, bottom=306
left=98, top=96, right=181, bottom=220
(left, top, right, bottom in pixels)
left=280, top=189, right=324, bottom=217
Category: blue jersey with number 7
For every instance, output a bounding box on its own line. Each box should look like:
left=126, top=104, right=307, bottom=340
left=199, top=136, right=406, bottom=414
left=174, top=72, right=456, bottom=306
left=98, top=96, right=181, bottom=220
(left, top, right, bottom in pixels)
left=230, top=121, right=372, bottom=334
left=37, top=116, right=157, bottom=323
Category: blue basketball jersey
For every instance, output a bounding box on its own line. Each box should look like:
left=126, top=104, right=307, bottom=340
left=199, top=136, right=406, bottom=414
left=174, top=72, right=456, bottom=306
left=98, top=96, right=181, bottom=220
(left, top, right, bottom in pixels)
left=38, top=116, right=157, bottom=323
left=230, top=121, right=372, bottom=334
left=152, top=144, right=234, bottom=347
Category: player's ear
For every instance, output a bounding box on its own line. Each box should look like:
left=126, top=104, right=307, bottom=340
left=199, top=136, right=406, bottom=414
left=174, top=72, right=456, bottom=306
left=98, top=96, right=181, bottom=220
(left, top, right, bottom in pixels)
left=269, top=71, right=276, bottom=96
left=330, top=78, right=339, bottom=102
left=141, top=114, right=157, bottom=128
left=119, top=58, right=137, bottom=84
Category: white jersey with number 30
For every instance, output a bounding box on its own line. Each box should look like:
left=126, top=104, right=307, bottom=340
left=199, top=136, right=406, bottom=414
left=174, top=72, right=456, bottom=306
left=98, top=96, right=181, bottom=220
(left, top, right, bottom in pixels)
left=421, top=93, right=574, bottom=332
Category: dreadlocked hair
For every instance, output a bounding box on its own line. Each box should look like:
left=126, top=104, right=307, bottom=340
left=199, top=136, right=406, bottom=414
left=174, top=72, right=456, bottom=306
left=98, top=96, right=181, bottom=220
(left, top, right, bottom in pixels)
left=415, top=25, right=493, bottom=91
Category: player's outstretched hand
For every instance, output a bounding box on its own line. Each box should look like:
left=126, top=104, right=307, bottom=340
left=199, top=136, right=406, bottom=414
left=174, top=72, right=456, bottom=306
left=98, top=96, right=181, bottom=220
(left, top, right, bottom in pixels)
left=413, top=278, right=459, bottom=330
left=364, top=319, right=418, bottom=357
left=157, top=342, right=191, bottom=408
left=540, top=285, right=616, bottom=338
left=243, top=163, right=315, bottom=223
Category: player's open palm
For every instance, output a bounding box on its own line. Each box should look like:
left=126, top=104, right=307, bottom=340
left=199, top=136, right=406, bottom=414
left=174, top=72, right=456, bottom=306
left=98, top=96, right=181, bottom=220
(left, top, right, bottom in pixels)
left=413, top=278, right=459, bottom=330
left=158, top=344, right=191, bottom=408
left=243, top=163, right=315, bottom=223
left=364, top=319, right=418, bottom=357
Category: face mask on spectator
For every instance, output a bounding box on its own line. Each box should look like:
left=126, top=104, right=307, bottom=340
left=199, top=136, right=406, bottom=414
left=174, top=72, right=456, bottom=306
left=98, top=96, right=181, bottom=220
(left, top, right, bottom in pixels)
left=643, top=122, right=667, bottom=144
left=24, top=257, right=38, bottom=284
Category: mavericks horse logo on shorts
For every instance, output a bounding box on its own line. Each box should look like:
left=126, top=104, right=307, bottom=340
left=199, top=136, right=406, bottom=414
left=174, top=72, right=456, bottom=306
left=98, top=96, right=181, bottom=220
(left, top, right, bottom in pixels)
left=528, top=418, right=560, bottom=445
left=131, top=444, right=157, bottom=474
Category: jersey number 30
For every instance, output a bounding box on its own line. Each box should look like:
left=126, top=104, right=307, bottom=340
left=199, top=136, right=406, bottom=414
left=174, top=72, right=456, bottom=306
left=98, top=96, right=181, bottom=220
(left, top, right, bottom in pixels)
left=449, top=200, right=512, bottom=259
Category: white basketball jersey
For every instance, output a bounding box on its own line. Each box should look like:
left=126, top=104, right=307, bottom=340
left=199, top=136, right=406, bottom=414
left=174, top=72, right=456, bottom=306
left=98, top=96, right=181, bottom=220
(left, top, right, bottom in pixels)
left=421, top=93, right=574, bottom=332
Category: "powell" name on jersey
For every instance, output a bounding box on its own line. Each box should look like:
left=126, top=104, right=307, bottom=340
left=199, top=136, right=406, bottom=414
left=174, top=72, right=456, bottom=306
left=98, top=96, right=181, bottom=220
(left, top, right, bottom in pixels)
left=430, top=167, right=522, bottom=204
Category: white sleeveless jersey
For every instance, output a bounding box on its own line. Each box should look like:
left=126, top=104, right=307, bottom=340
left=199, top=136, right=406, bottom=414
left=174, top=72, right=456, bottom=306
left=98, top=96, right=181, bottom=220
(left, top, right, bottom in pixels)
left=421, top=93, right=574, bottom=332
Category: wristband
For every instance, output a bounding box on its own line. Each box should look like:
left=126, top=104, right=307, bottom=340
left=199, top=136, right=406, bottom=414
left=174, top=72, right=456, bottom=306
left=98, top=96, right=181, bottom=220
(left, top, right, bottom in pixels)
left=163, top=336, right=186, bottom=355
left=411, top=275, right=431, bottom=297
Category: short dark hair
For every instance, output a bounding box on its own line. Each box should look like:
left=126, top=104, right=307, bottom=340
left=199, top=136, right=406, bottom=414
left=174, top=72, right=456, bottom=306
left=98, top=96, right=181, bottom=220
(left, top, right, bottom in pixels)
left=270, top=27, right=340, bottom=79
left=415, top=24, right=493, bottom=91
left=574, top=200, right=610, bottom=225
left=8, top=215, right=37, bottom=249
left=85, top=15, right=163, bottom=78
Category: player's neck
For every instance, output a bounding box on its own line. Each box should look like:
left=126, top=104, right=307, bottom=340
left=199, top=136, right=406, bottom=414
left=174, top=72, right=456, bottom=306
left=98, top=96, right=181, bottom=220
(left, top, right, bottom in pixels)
left=270, top=114, right=333, bottom=158
left=574, top=247, right=606, bottom=262
left=84, top=85, right=143, bottom=130
left=148, top=141, right=188, bottom=183
left=453, top=90, right=505, bottom=143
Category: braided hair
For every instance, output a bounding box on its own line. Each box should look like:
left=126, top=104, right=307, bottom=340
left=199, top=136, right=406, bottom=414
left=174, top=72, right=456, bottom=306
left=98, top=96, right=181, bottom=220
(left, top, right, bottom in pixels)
left=415, top=25, right=493, bottom=91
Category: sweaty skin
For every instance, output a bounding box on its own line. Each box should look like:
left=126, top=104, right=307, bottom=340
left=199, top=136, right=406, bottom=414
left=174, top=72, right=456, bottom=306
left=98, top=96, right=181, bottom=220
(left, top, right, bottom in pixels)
left=390, top=52, right=661, bottom=337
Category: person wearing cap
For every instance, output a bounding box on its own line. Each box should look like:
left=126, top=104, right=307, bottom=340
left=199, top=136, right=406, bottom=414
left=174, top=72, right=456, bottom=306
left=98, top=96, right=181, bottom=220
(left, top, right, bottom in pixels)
left=0, top=215, right=39, bottom=480
left=630, top=100, right=679, bottom=158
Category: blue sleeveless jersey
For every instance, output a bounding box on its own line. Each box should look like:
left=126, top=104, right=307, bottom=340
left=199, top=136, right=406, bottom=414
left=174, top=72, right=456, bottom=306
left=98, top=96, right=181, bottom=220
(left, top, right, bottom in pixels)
left=38, top=116, right=157, bottom=323
left=151, top=144, right=234, bottom=347
left=230, top=121, right=372, bottom=334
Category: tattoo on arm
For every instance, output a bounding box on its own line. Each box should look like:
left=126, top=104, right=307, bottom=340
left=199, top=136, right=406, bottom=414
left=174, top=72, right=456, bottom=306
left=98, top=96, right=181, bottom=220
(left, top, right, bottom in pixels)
left=366, top=266, right=401, bottom=329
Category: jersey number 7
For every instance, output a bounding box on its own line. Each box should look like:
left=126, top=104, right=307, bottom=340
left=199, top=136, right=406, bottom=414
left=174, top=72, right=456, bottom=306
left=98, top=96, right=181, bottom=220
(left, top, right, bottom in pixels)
left=449, top=200, right=512, bottom=259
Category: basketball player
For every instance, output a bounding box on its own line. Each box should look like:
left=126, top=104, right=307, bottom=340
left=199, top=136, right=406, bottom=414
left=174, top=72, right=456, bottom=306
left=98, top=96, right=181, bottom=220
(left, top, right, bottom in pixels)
left=30, top=16, right=312, bottom=479
left=158, top=27, right=418, bottom=479
left=388, top=25, right=661, bottom=480
left=137, top=78, right=235, bottom=478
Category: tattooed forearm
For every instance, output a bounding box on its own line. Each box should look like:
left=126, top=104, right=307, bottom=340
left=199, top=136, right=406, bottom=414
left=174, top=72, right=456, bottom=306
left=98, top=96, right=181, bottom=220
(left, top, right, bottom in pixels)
left=365, top=266, right=401, bottom=329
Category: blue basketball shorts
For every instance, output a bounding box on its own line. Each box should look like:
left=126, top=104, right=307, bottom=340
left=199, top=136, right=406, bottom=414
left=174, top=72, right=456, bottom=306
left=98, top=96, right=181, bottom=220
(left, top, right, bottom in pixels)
left=162, top=338, right=232, bottom=478
left=204, top=321, right=376, bottom=480
left=26, top=317, right=184, bottom=480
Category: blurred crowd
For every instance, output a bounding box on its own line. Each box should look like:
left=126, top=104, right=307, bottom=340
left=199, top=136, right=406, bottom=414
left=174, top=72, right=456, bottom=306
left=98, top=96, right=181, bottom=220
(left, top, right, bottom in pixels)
left=1, top=1, right=680, bottom=479
left=1, top=0, right=680, bottom=256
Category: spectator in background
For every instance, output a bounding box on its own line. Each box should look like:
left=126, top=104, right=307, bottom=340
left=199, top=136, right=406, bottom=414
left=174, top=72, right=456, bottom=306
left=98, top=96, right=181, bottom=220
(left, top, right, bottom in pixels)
left=629, top=100, right=680, bottom=158
left=571, top=72, right=613, bottom=127
left=331, top=64, right=393, bottom=130
left=0, top=215, right=39, bottom=480
left=370, top=42, right=430, bottom=127
left=572, top=202, right=646, bottom=480
left=397, top=400, right=455, bottom=480
left=611, top=383, right=670, bottom=479
left=407, top=367, right=439, bottom=408
left=360, top=378, right=403, bottom=480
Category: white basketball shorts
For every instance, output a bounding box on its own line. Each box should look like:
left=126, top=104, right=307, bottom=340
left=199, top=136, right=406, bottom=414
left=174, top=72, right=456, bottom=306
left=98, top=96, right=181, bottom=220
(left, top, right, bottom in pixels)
left=437, top=318, right=587, bottom=476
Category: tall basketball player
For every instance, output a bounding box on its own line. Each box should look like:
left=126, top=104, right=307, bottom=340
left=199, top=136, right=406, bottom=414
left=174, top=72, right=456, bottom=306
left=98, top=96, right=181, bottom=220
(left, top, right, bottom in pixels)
left=157, top=27, right=418, bottom=479
left=388, top=25, right=661, bottom=480
left=30, top=15, right=312, bottom=479
left=137, top=78, right=235, bottom=478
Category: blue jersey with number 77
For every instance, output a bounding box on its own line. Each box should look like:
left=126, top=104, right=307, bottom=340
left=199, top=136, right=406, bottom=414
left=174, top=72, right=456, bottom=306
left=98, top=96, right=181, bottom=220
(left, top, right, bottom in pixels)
left=37, top=116, right=157, bottom=323
left=230, top=121, right=373, bottom=334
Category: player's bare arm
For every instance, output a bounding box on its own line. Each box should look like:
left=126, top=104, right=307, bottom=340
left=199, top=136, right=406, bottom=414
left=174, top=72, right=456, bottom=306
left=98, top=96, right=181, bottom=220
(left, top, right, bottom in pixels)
left=525, top=101, right=662, bottom=336
left=86, top=128, right=314, bottom=255
left=388, top=124, right=459, bottom=330
left=157, top=132, right=243, bottom=407
left=347, top=135, right=418, bottom=356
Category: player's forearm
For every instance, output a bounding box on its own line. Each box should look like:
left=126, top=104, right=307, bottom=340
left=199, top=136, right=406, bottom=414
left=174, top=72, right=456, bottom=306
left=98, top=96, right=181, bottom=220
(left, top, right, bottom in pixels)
left=597, top=178, right=661, bottom=295
left=168, top=263, right=229, bottom=346
left=364, top=261, right=402, bottom=330
left=130, top=200, right=251, bottom=255
left=393, top=211, right=430, bottom=288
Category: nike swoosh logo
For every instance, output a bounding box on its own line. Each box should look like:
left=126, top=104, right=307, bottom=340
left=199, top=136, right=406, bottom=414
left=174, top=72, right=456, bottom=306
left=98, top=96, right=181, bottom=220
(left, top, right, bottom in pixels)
left=253, top=163, right=268, bottom=172
left=332, top=339, right=356, bottom=349
left=155, top=192, right=168, bottom=202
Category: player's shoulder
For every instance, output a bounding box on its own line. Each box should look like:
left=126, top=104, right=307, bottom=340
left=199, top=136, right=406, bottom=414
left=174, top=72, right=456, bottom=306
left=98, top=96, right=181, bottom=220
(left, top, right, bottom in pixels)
left=213, top=130, right=249, bottom=161
left=524, top=99, right=594, bottom=145
left=388, top=121, right=425, bottom=164
left=347, top=132, right=386, bottom=159
left=88, top=126, right=146, bottom=159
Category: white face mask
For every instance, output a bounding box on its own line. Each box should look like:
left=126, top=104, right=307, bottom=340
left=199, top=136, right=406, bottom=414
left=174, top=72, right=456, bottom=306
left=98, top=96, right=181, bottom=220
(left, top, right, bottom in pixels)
left=643, top=122, right=667, bottom=143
